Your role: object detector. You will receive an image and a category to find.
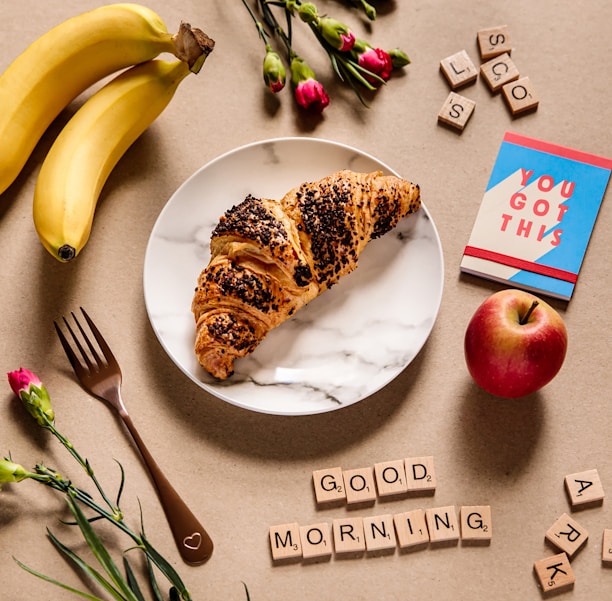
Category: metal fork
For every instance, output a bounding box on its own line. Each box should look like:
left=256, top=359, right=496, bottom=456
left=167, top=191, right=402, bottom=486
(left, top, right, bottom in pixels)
left=54, top=307, right=213, bottom=565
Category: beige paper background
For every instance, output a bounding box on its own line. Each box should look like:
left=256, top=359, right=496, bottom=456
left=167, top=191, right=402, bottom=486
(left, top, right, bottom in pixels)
left=1, top=1, right=612, bottom=599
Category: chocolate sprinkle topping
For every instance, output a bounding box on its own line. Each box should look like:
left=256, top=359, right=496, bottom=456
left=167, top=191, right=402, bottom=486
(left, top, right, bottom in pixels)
left=213, top=194, right=288, bottom=251
left=296, top=178, right=357, bottom=288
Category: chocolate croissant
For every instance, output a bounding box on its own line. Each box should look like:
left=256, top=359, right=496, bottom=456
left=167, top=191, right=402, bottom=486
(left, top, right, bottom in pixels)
left=191, top=169, right=421, bottom=380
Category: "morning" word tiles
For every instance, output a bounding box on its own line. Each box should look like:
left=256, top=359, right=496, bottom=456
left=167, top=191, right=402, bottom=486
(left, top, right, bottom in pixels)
left=269, top=505, right=493, bottom=562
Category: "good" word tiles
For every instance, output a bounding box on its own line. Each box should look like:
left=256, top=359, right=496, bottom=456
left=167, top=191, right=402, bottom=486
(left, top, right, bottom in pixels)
left=312, top=456, right=436, bottom=506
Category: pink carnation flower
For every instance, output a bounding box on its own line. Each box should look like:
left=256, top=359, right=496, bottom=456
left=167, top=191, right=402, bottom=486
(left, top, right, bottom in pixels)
left=358, top=46, right=393, bottom=85
left=294, top=79, right=330, bottom=112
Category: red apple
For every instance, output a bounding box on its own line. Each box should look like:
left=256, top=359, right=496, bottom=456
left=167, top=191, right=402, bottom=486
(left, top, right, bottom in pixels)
left=464, top=289, right=568, bottom=398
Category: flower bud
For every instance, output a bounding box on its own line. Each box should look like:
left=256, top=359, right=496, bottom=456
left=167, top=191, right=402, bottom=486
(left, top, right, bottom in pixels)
left=354, top=44, right=393, bottom=86
left=389, top=48, right=411, bottom=68
left=263, top=49, right=286, bottom=93
left=7, top=368, right=55, bottom=426
left=297, top=2, right=319, bottom=23
left=362, top=2, right=377, bottom=21
left=319, top=17, right=355, bottom=52
left=0, top=458, right=31, bottom=490
left=290, top=57, right=329, bottom=113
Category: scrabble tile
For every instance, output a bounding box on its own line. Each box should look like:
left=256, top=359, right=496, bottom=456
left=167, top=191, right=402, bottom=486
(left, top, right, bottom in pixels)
left=299, top=522, right=332, bottom=560
left=564, top=468, right=605, bottom=507
left=438, top=92, right=476, bottom=131
left=405, top=456, right=437, bottom=493
left=332, top=517, right=365, bottom=555
left=425, top=506, right=459, bottom=544
left=363, top=514, right=397, bottom=552
left=545, top=513, right=588, bottom=558
left=394, top=509, right=430, bottom=549
left=477, top=25, right=512, bottom=60
left=342, top=467, right=377, bottom=505
left=480, top=53, right=519, bottom=92
left=440, top=50, right=478, bottom=89
left=374, top=459, right=408, bottom=497
left=269, top=523, right=302, bottom=561
left=533, top=553, right=575, bottom=595
left=460, top=506, right=492, bottom=543
left=312, top=467, right=346, bottom=505
left=502, top=77, right=539, bottom=115
left=602, top=529, right=612, bottom=564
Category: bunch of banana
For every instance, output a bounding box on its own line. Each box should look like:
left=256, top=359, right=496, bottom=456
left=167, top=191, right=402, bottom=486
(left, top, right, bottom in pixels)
left=0, top=3, right=214, bottom=261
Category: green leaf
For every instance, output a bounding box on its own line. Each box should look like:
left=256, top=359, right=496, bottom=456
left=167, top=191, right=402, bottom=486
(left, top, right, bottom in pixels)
left=46, top=529, right=128, bottom=601
left=114, top=459, right=126, bottom=507
left=243, top=582, right=251, bottom=601
left=141, top=534, right=191, bottom=600
left=66, top=495, right=140, bottom=601
left=13, top=556, right=106, bottom=601
left=145, top=554, right=165, bottom=601
left=123, top=557, right=146, bottom=601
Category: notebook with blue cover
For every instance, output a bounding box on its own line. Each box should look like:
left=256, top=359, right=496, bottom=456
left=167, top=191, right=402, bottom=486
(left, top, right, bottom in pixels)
left=461, top=131, right=612, bottom=301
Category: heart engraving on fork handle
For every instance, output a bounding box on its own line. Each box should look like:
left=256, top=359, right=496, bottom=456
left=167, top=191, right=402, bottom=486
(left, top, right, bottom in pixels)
left=183, top=532, right=202, bottom=550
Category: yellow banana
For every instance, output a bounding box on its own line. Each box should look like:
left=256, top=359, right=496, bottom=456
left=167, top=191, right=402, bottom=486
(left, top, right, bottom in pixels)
left=33, top=59, right=201, bottom=262
left=0, top=3, right=176, bottom=196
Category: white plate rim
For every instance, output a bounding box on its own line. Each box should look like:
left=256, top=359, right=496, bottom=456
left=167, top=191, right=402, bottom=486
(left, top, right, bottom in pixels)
left=143, top=136, right=445, bottom=416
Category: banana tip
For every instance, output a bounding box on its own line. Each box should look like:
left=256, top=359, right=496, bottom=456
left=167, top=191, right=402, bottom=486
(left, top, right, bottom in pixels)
left=57, top=245, right=76, bottom=262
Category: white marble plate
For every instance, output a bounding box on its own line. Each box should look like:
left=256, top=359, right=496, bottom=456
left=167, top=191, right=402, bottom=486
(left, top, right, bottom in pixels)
left=143, top=138, right=444, bottom=416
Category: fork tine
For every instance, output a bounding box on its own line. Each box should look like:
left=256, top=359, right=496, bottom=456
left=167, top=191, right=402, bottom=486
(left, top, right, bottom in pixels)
left=79, top=307, right=121, bottom=374
left=69, top=310, right=105, bottom=369
left=54, top=319, right=88, bottom=377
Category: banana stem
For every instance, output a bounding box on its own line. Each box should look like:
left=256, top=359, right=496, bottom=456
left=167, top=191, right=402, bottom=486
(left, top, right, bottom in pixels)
left=172, top=22, right=215, bottom=73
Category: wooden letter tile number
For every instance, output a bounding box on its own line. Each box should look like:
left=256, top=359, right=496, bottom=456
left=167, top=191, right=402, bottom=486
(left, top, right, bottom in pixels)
left=545, top=513, right=588, bottom=558
left=440, top=50, right=478, bottom=89
left=332, top=517, right=365, bottom=555
left=312, top=467, right=346, bottom=505
left=299, top=522, right=332, bottom=560
left=533, top=553, right=575, bottom=595
left=343, top=466, right=377, bottom=505
left=564, top=468, right=605, bottom=508
left=425, top=506, right=459, bottom=544
left=269, top=523, right=302, bottom=561
left=477, top=25, right=512, bottom=60
left=480, top=52, right=519, bottom=93
left=460, top=505, right=492, bottom=544
left=394, top=509, right=430, bottom=550
left=438, top=92, right=475, bottom=132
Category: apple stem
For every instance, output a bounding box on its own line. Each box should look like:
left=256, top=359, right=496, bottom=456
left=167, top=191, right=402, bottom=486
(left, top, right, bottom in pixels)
left=520, top=300, right=539, bottom=325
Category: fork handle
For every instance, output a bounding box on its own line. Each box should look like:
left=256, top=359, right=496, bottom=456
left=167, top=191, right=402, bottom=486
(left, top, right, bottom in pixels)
left=121, top=413, right=214, bottom=565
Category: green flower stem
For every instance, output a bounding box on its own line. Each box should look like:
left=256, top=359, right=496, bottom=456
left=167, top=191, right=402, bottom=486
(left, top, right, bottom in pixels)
left=32, top=466, right=191, bottom=599
left=34, top=465, right=138, bottom=544
left=241, top=0, right=271, bottom=47
left=260, top=0, right=297, bottom=60
left=41, top=419, right=120, bottom=519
